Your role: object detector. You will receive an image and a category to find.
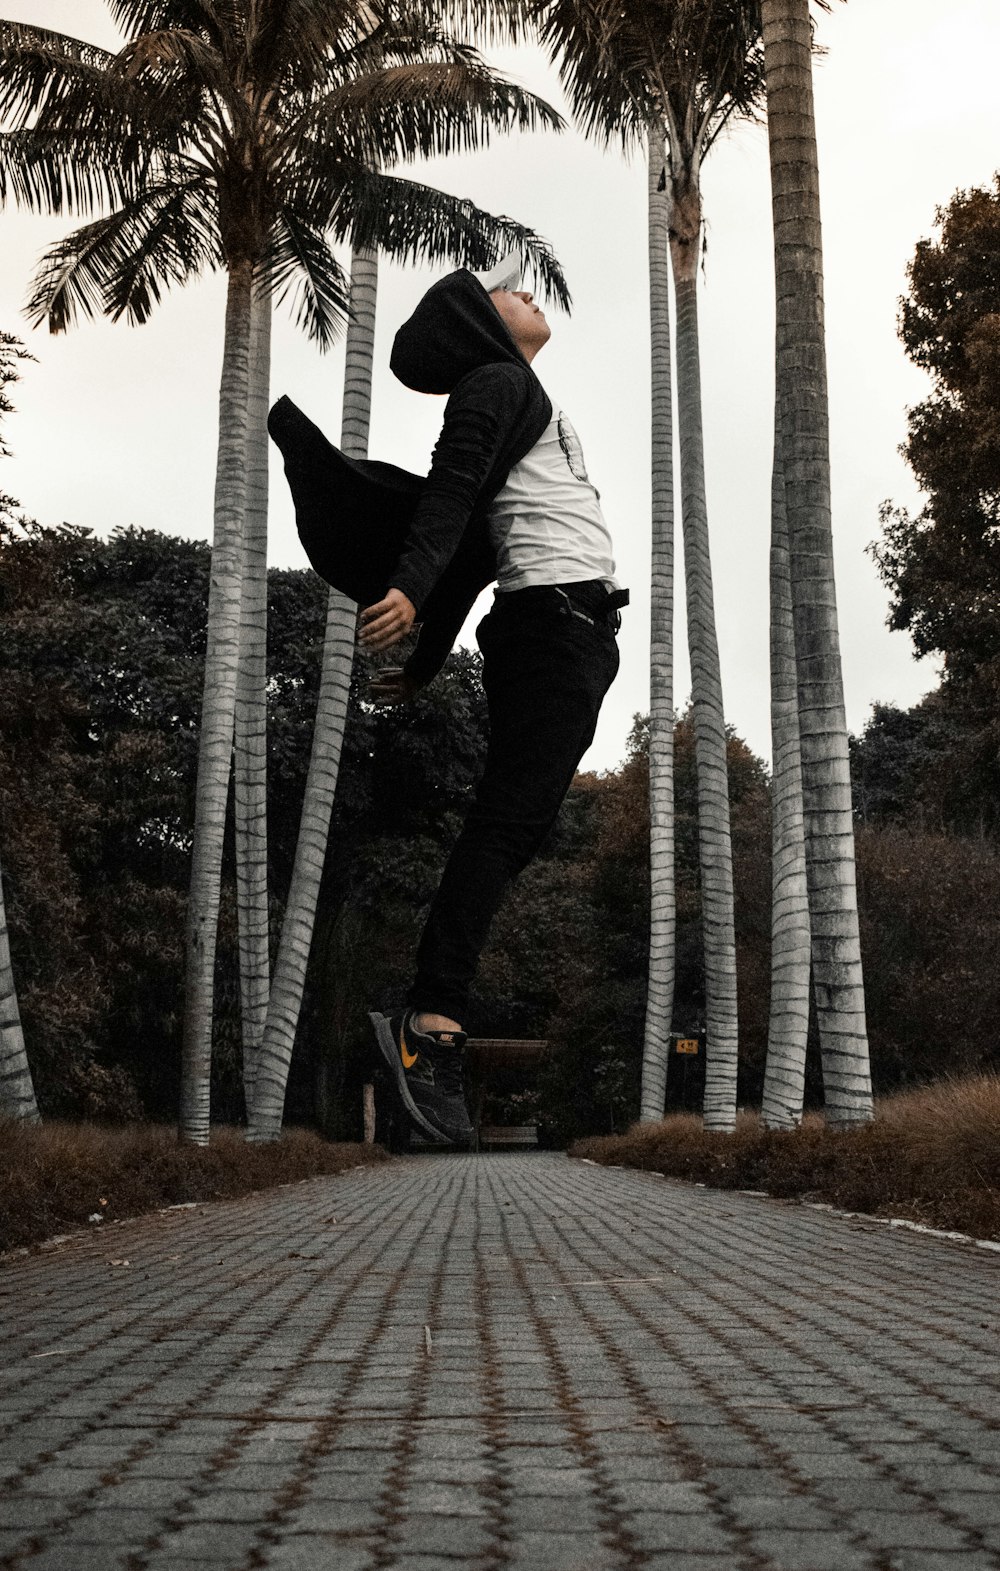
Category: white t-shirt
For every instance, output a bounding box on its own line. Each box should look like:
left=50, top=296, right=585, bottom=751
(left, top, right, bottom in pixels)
left=487, top=409, right=619, bottom=592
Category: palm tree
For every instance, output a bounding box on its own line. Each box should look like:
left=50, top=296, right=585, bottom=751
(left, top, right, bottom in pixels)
left=761, top=416, right=810, bottom=1126
left=536, top=0, right=764, bottom=1131
left=761, top=0, right=872, bottom=1124
left=0, top=4, right=568, bottom=1143
left=233, top=279, right=272, bottom=1108
left=246, top=245, right=373, bottom=1141
left=640, top=123, right=676, bottom=1122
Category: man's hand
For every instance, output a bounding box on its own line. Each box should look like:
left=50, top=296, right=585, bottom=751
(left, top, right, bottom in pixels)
left=357, top=588, right=416, bottom=652
left=368, top=667, right=421, bottom=706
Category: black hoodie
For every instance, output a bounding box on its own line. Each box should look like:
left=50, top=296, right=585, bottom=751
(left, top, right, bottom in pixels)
left=268, top=267, right=552, bottom=687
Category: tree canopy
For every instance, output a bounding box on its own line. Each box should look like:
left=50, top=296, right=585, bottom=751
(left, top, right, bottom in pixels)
left=869, top=174, right=1000, bottom=835
left=872, top=175, right=1000, bottom=681
left=0, top=7, right=569, bottom=343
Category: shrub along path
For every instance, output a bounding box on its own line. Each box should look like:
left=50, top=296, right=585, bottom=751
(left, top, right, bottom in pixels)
left=1, top=1153, right=999, bottom=1571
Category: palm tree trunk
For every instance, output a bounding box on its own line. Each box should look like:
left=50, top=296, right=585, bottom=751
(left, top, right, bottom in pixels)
left=0, top=859, right=39, bottom=1123
left=640, top=124, right=677, bottom=1123
left=248, top=246, right=376, bottom=1141
left=180, top=261, right=253, bottom=1145
left=669, top=174, right=740, bottom=1133
left=762, top=0, right=873, bottom=1125
left=762, top=417, right=810, bottom=1127
left=234, top=278, right=272, bottom=1110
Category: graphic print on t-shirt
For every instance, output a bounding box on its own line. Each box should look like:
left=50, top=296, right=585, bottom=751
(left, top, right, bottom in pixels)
left=557, top=412, right=599, bottom=498
left=487, top=405, right=618, bottom=591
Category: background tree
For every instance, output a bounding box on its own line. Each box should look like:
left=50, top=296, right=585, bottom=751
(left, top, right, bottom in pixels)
left=761, top=0, right=873, bottom=1124
left=760, top=390, right=810, bottom=1129
left=875, top=177, right=1000, bottom=675
left=870, top=174, right=1000, bottom=840
left=247, top=249, right=371, bottom=1141
left=640, top=124, right=676, bottom=1122
left=0, top=4, right=568, bottom=1141
left=535, top=0, right=765, bottom=1130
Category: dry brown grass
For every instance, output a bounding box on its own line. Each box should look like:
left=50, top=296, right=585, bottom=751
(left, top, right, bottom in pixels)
left=570, top=1074, right=1000, bottom=1241
left=0, top=1121, right=390, bottom=1254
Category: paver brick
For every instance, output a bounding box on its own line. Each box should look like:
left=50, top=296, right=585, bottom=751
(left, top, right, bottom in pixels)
left=260, top=1542, right=371, bottom=1570
left=748, top=1527, right=883, bottom=1570
left=625, top=1508, right=736, bottom=1554
left=726, top=1491, right=837, bottom=1529
left=503, top=1529, right=619, bottom=1570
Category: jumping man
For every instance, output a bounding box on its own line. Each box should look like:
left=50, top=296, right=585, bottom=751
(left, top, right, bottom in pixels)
left=363, top=255, right=627, bottom=1147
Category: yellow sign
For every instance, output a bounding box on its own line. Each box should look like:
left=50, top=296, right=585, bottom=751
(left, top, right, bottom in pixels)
left=675, top=1038, right=699, bottom=1055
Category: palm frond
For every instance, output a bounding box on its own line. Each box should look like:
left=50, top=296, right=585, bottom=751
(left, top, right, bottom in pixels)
left=388, top=0, right=537, bottom=46
left=0, top=25, right=185, bottom=149
left=0, top=25, right=141, bottom=129
left=533, top=0, right=655, bottom=147
left=291, top=58, right=563, bottom=173
left=331, top=167, right=571, bottom=309
left=114, top=28, right=232, bottom=100
left=535, top=0, right=766, bottom=155
left=106, top=0, right=234, bottom=44
left=259, top=206, right=351, bottom=347
left=248, top=0, right=379, bottom=91
left=0, top=128, right=141, bottom=214
left=25, top=177, right=218, bottom=333
left=0, top=20, right=116, bottom=69
left=324, top=11, right=472, bottom=77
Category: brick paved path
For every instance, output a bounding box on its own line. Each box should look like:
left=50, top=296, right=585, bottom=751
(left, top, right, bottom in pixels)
left=1, top=1153, right=999, bottom=1571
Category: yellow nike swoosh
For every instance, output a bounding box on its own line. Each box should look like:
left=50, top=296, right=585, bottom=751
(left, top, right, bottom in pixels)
left=400, top=1022, right=418, bottom=1070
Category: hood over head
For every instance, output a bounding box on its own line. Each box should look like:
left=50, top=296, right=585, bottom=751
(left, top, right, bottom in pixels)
left=390, top=268, right=530, bottom=395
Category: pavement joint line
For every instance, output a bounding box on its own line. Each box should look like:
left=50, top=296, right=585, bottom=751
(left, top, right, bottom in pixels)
left=503, top=1162, right=785, bottom=1569
left=486, top=1160, right=672, bottom=1569
left=362, top=1173, right=471, bottom=1571
left=241, top=1167, right=468, bottom=1571
left=471, top=1164, right=521, bottom=1571
left=195, top=1173, right=463, bottom=1571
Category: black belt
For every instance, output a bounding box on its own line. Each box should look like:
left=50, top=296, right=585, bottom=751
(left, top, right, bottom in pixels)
left=498, top=581, right=629, bottom=631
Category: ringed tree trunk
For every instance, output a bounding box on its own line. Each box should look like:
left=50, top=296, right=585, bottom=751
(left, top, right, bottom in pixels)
left=762, top=0, right=873, bottom=1125
left=180, top=260, right=253, bottom=1145
left=234, top=277, right=273, bottom=1110
left=0, top=859, right=39, bottom=1123
left=640, top=123, right=677, bottom=1123
left=668, top=165, right=740, bottom=1132
left=248, top=245, right=377, bottom=1141
left=761, top=418, right=810, bottom=1127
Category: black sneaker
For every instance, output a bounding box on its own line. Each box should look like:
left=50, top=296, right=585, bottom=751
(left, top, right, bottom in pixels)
left=369, top=1009, right=475, bottom=1148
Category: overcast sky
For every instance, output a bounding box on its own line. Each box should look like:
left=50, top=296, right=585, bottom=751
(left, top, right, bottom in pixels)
left=3, top=1, right=998, bottom=771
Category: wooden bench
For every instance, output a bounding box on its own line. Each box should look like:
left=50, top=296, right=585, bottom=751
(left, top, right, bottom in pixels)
left=477, top=1124, right=539, bottom=1149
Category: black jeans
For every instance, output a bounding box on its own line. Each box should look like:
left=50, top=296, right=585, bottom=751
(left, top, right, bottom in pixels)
left=408, top=583, right=622, bottom=1022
